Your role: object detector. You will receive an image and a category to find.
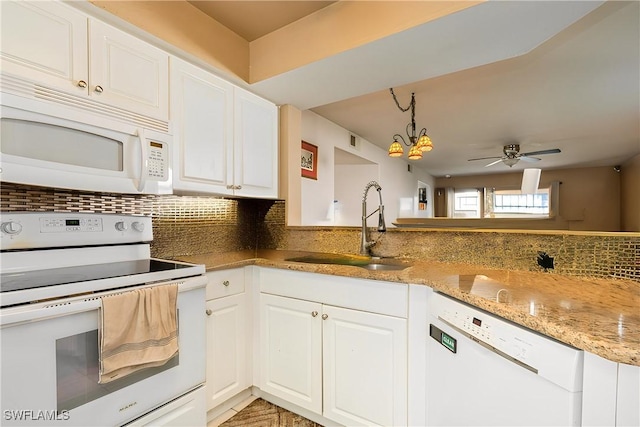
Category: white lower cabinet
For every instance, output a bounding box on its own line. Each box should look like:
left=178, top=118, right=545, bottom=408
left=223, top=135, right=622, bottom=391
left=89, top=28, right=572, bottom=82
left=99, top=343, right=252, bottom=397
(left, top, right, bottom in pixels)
left=205, top=268, right=250, bottom=412
left=582, top=351, right=640, bottom=427
left=258, top=269, right=408, bottom=427
left=260, top=293, right=322, bottom=413
left=322, top=304, right=407, bottom=427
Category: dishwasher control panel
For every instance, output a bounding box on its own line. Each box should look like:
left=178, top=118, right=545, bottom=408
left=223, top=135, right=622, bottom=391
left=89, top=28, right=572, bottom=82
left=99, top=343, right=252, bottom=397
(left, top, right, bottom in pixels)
left=428, top=292, right=584, bottom=392
left=432, top=292, right=538, bottom=373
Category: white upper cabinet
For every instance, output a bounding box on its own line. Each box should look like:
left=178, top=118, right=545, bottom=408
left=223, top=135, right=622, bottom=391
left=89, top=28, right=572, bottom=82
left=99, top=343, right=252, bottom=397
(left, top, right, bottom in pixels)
left=233, top=87, right=279, bottom=198
left=0, top=0, right=169, bottom=122
left=0, top=1, right=87, bottom=91
left=88, top=20, right=169, bottom=120
left=171, top=57, right=279, bottom=198
left=171, top=57, right=234, bottom=194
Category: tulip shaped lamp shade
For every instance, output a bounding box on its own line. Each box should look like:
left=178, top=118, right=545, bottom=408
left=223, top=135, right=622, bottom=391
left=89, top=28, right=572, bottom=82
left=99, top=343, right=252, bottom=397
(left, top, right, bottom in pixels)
left=387, top=88, right=434, bottom=160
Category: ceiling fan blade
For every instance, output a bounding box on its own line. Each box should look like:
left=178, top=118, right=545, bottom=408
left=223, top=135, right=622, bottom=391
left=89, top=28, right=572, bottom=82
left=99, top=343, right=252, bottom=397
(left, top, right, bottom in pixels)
left=521, top=148, right=561, bottom=156
left=468, top=156, right=502, bottom=161
left=519, top=156, right=541, bottom=162
left=484, top=159, right=504, bottom=167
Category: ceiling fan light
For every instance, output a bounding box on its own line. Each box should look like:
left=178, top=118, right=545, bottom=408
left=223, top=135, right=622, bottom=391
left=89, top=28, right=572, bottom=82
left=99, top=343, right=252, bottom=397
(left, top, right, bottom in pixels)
left=416, top=134, right=433, bottom=152
left=408, top=145, right=423, bottom=160
left=503, top=158, right=519, bottom=167
left=388, top=141, right=404, bottom=157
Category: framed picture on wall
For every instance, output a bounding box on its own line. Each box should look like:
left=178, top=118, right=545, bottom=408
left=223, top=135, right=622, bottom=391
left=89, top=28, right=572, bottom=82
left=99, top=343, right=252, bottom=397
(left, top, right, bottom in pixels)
left=301, top=140, right=318, bottom=180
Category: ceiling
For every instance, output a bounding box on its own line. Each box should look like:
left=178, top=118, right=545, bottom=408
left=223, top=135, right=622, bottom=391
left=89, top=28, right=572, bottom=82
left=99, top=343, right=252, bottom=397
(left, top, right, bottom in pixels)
left=191, top=1, right=640, bottom=178
left=187, top=1, right=336, bottom=41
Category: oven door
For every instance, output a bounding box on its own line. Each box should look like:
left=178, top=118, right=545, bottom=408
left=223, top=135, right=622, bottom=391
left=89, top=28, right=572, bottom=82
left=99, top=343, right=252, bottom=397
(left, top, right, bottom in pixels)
left=0, top=103, right=172, bottom=195
left=0, top=277, right=206, bottom=426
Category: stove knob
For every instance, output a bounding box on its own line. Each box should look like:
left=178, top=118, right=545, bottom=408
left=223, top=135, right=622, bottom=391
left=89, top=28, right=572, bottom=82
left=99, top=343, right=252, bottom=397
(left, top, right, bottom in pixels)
left=115, top=221, right=129, bottom=232
left=1, top=221, right=22, bottom=235
left=131, top=221, right=145, bottom=232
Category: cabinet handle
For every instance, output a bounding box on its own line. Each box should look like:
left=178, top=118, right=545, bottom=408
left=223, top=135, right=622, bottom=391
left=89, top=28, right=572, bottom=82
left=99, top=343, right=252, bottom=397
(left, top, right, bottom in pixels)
left=322, top=314, right=328, bottom=320
left=311, top=311, right=318, bottom=317
left=206, top=309, right=212, bottom=316
left=94, top=85, right=104, bottom=93
left=77, top=80, right=87, bottom=88
left=222, top=280, right=230, bottom=287
left=226, top=185, right=234, bottom=190
left=235, top=185, right=242, bottom=190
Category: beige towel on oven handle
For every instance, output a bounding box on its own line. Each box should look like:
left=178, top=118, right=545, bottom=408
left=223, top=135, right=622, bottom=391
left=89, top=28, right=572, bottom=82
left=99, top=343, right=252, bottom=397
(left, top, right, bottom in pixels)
left=99, top=283, right=178, bottom=384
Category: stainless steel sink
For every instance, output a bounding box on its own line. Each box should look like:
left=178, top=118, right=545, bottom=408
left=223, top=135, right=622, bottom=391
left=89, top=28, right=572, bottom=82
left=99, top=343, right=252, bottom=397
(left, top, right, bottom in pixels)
left=284, top=253, right=411, bottom=271
left=358, top=262, right=409, bottom=271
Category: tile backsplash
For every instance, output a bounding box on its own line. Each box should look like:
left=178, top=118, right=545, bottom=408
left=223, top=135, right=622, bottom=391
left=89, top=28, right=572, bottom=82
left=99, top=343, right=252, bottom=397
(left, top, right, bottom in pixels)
left=0, top=182, right=263, bottom=258
left=2, top=183, right=638, bottom=282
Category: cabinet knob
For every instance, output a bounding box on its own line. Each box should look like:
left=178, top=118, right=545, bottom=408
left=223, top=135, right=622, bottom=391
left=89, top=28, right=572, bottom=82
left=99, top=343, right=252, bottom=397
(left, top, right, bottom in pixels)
left=235, top=185, right=242, bottom=190
left=222, top=280, right=230, bottom=287
left=311, top=311, right=318, bottom=317
left=77, top=80, right=88, bottom=88
left=322, top=314, right=328, bottom=320
left=94, top=85, right=104, bottom=93
left=206, top=309, right=212, bottom=316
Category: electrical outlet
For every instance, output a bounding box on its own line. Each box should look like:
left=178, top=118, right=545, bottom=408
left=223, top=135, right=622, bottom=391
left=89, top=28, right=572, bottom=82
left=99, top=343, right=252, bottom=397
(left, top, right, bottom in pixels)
left=537, top=251, right=554, bottom=270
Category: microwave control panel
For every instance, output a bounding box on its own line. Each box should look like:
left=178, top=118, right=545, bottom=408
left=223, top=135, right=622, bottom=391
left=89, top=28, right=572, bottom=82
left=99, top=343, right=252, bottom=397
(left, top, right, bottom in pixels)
left=147, top=140, right=168, bottom=181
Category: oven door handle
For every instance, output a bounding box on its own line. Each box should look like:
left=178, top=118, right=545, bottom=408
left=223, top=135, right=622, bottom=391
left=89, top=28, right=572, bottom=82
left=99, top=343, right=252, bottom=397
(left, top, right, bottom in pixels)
left=1, top=297, right=101, bottom=326
left=0, top=276, right=207, bottom=327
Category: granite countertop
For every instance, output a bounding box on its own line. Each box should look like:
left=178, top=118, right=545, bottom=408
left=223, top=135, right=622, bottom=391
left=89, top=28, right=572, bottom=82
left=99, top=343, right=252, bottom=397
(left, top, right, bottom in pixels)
left=178, top=249, right=640, bottom=366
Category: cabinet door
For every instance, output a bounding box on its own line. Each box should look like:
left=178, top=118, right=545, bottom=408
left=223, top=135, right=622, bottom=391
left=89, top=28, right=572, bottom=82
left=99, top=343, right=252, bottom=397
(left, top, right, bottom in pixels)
left=170, top=58, right=234, bottom=195
left=233, top=87, right=278, bottom=198
left=89, top=19, right=169, bottom=120
left=205, top=294, right=248, bottom=411
left=616, top=363, right=640, bottom=427
left=323, top=305, right=407, bottom=427
left=259, top=293, right=322, bottom=414
left=0, top=0, right=87, bottom=93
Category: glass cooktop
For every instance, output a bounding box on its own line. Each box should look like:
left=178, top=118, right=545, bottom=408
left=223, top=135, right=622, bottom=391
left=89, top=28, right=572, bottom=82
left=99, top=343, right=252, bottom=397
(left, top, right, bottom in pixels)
left=0, top=259, right=193, bottom=294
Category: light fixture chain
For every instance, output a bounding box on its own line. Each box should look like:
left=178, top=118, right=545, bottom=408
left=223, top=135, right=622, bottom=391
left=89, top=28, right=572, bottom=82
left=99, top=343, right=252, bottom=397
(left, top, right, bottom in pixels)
left=389, top=88, right=412, bottom=113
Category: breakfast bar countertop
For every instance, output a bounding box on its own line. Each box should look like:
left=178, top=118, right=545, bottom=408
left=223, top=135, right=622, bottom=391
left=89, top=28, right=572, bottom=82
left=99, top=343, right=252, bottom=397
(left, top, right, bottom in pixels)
left=178, top=249, right=640, bottom=366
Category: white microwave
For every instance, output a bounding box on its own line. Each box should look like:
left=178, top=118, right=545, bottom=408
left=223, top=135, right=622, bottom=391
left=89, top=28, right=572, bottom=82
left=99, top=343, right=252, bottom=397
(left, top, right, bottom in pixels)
left=0, top=97, right=172, bottom=195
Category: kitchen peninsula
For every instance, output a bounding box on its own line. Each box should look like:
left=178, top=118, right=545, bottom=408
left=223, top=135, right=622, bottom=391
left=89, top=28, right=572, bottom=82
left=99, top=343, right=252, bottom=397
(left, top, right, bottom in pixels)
left=181, top=249, right=640, bottom=366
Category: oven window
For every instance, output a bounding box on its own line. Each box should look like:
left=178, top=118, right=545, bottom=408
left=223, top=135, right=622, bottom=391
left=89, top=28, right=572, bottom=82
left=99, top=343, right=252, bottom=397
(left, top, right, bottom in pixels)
left=56, top=330, right=178, bottom=411
left=1, top=118, right=123, bottom=171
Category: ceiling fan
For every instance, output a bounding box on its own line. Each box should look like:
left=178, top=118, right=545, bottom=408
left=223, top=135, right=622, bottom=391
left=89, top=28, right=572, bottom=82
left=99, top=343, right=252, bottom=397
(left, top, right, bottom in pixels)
left=468, top=144, right=561, bottom=167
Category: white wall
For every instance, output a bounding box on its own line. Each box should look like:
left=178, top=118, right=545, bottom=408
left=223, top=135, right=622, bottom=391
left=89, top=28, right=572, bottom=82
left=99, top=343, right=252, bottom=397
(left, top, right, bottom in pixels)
left=301, top=110, right=435, bottom=227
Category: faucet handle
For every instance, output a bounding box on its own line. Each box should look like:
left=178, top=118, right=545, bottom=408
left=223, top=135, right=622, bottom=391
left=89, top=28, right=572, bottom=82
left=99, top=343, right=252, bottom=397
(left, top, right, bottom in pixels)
left=378, top=205, right=386, bottom=232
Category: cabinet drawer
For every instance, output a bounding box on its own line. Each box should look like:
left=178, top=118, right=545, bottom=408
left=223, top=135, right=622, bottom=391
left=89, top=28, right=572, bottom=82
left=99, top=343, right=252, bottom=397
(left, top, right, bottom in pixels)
left=206, top=268, right=245, bottom=300
left=259, top=267, right=408, bottom=318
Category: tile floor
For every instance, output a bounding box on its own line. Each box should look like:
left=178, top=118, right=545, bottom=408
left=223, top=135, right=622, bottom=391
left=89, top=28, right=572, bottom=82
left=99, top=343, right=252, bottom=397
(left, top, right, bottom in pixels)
left=207, top=396, right=323, bottom=427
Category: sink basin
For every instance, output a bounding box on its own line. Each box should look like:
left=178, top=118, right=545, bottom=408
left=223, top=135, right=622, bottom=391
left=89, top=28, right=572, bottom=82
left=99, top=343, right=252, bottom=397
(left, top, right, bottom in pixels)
left=284, top=253, right=411, bottom=271
left=358, top=262, right=409, bottom=271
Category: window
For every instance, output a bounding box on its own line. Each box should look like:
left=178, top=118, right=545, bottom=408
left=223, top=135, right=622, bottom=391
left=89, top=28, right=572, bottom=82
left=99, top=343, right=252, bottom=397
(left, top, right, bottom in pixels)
left=453, top=189, right=481, bottom=218
left=485, top=187, right=552, bottom=218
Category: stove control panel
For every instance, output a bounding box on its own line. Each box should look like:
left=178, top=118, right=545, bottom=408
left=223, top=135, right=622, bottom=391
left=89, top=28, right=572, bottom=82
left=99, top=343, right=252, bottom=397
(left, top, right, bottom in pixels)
left=40, top=217, right=103, bottom=233
left=1, top=212, right=153, bottom=250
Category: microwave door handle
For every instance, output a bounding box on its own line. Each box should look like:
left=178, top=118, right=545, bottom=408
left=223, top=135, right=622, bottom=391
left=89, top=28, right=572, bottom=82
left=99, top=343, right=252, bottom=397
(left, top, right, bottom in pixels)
left=136, top=128, right=148, bottom=192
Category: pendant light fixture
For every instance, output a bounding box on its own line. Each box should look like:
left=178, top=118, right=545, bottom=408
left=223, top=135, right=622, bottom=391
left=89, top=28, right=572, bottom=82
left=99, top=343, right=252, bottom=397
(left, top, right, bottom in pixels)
left=388, top=88, right=433, bottom=160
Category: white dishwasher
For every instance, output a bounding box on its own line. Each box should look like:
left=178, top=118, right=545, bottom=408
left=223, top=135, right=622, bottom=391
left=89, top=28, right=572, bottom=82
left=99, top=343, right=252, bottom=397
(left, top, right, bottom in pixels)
left=426, top=292, right=584, bottom=426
